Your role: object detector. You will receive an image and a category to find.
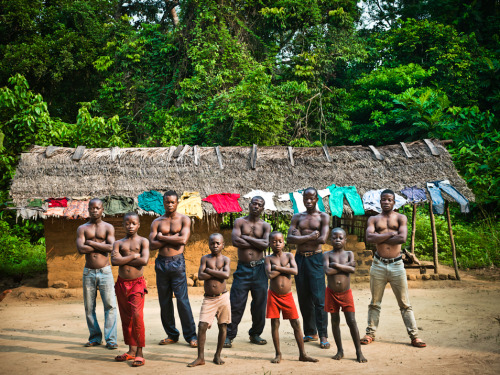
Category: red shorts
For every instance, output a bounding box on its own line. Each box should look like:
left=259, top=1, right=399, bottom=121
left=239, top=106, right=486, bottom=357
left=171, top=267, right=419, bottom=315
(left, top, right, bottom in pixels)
left=266, top=290, right=299, bottom=320
left=324, top=287, right=355, bottom=313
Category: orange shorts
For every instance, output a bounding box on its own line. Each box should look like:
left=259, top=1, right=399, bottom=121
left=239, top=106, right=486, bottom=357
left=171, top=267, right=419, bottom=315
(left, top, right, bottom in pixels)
left=266, top=290, right=299, bottom=320
left=324, top=287, right=355, bottom=313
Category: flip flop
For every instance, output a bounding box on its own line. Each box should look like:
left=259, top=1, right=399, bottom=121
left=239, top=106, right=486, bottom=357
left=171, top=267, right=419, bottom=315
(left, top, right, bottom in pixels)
left=189, top=340, right=198, bottom=348
left=84, top=341, right=101, bottom=347
left=132, top=357, right=145, bottom=367
left=303, top=335, right=319, bottom=342
left=115, top=353, right=135, bottom=362
left=360, top=335, right=374, bottom=345
left=249, top=335, right=267, bottom=345
left=159, top=338, right=178, bottom=345
left=411, top=338, right=427, bottom=348
left=320, top=341, right=330, bottom=349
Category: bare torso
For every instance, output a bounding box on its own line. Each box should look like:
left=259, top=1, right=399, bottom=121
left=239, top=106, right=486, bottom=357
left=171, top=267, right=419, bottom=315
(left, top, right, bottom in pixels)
left=294, top=212, right=327, bottom=253
left=373, top=212, right=404, bottom=258
left=79, top=222, right=113, bottom=269
left=268, top=253, right=293, bottom=295
left=203, top=255, right=228, bottom=295
left=117, top=236, right=146, bottom=279
left=234, top=217, right=269, bottom=262
left=326, top=251, right=352, bottom=293
left=153, top=214, right=188, bottom=257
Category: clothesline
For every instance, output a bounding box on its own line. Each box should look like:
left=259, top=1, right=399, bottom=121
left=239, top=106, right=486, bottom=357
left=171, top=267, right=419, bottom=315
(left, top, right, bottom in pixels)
left=15, top=180, right=469, bottom=220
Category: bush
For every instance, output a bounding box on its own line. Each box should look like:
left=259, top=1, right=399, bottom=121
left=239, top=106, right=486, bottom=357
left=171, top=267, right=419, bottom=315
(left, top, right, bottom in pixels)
left=405, top=207, right=499, bottom=269
left=0, top=219, right=46, bottom=278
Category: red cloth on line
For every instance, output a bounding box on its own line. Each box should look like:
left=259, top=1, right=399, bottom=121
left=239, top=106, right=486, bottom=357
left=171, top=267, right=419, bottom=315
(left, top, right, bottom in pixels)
left=115, top=276, right=147, bottom=347
left=47, top=198, right=68, bottom=207
left=202, top=193, right=242, bottom=213
left=324, top=287, right=355, bottom=313
left=266, top=290, right=299, bottom=320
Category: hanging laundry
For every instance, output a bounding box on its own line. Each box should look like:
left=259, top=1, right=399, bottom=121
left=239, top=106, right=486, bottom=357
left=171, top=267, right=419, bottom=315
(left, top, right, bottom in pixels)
left=63, top=200, right=90, bottom=219
left=45, top=207, right=66, bottom=217
left=138, top=190, right=165, bottom=215
left=243, top=190, right=277, bottom=211
left=278, top=189, right=329, bottom=214
left=27, top=199, right=44, bottom=208
left=101, top=196, right=138, bottom=216
left=401, top=186, right=427, bottom=203
left=177, top=191, right=203, bottom=219
left=202, top=193, right=242, bottom=213
left=426, top=180, right=469, bottom=215
left=362, top=189, right=407, bottom=213
left=47, top=198, right=68, bottom=208
left=326, top=184, right=365, bottom=218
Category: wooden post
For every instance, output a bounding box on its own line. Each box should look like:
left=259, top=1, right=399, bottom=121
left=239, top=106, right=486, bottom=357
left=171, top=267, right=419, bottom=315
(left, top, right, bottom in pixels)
left=428, top=200, right=439, bottom=274
left=445, top=202, right=461, bottom=280
left=410, top=203, right=417, bottom=253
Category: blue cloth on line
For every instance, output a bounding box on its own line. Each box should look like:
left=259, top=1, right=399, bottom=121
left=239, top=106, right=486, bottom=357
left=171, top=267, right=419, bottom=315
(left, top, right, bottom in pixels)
left=426, top=180, right=469, bottom=215
left=138, top=190, right=165, bottom=215
left=401, top=186, right=427, bottom=203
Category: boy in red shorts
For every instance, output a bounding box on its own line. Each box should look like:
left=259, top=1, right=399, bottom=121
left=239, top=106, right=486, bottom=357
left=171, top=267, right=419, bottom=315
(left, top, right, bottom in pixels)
left=265, top=231, right=318, bottom=364
left=111, top=212, right=150, bottom=367
left=323, top=228, right=366, bottom=363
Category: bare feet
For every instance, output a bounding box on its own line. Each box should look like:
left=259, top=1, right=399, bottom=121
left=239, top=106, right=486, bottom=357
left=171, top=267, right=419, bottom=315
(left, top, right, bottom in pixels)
left=271, top=354, right=282, bottom=364
left=187, top=358, right=205, bottom=367
left=299, top=354, right=318, bottom=362
left=213, top=355, right=225, bottom=365
left=332, top=350, right=344, bottom=360
left=357, top=352, right=368, bottom=363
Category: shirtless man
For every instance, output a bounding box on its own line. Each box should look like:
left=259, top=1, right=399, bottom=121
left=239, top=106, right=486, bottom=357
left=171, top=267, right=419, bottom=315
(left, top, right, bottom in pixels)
left=225, top=196, right=271, bottom=347
left=149, top=190, right=197, bottom=347
left=111, top=212, right=149, bottom=367
left=361, top=189, right=426, bottom=348
left=287, top=188, right=330, bottom=349
left=188, top=233, right=231, bottom=367
left=323, top=228, right=366, bottom=363
left=265, top=231, right=318, bottom=364
left=76, top=198, right=118, bottom=349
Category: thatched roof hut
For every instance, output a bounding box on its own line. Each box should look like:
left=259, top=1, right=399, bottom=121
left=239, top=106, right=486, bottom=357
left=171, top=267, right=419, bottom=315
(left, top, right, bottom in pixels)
left=10, top=140, right=473, bottom=217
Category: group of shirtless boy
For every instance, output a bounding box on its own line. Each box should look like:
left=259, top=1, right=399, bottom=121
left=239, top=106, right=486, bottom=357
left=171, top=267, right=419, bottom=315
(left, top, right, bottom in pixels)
left=76, top=188, right=425, bottom=367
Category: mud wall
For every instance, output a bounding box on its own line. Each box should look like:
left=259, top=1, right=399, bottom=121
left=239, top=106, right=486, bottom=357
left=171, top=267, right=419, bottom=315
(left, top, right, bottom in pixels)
left=44, top=216, right=371, bottom=288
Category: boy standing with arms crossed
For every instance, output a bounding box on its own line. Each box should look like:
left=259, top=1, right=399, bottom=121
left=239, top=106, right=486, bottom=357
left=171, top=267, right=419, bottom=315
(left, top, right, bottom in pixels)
left=188, top=233, right=231, bottom=367
left=265, top=231, right=318, bottom=364
left=111, top=213, right=150, bottom=367
left=323, top=228, right=367, bottom=363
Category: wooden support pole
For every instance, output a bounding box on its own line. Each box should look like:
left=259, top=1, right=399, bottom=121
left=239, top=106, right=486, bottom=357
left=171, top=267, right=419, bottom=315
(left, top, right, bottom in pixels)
left=215, top=146, right=224, bottom=170
left=428, top=200, right=439, bottom=274
left=445, top=202, right=461, bottom=281
left=423, top=138, right=440, bottom=156
left=410, top=203, right=417, bottom=253
left=322, top=144, right=332, bottom=162
left=193, top=145, right=200, bottom=166
left=400, top=142, right=412, bottom=158
left=287, top=146, right=295, bottom=166
left=368, top=145, right=385, bottom=160
left=250, top=144, right=257, bottom=169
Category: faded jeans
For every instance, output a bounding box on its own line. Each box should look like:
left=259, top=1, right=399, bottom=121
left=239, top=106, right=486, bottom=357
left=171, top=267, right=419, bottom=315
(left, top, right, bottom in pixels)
left=366, top=257, right=419, bottom=340
left=83, top=265, right=118, bottom=345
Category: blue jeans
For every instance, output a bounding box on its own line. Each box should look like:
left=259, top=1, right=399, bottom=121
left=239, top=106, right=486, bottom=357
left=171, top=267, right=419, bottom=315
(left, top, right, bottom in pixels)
left=427, top=181, right=470, bottom=215
left=227, top=262, right=268, bottom=340
left=295, top=252, right=328, bottom=338
left=82, top=265, right=118, bottom=345
left=366, top=257, right=419, bottom=339
left=155, top=254, right=197, bottom=343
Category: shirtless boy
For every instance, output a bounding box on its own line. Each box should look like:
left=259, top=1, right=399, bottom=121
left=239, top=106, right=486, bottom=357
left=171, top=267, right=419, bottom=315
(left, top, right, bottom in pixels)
left=188, top=233, right=231, bottom=367
left=111, top=212, right=150, bottom=367
left=287, top=188, right=330, bottom=349
left=323, top=228, right=366, bottom=363
left=226, top=196, right=271, bottom=347
left=150, top=191, right=197, bottom=347
left=76, top=198, right=118, bottom=349
left=361, top=189, right=426, bottom=348
left=265, top=231, right=318, bottom=364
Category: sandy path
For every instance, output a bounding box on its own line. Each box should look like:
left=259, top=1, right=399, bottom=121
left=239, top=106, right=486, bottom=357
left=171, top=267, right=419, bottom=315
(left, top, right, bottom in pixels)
left=0, top=280, right=499, bottom=375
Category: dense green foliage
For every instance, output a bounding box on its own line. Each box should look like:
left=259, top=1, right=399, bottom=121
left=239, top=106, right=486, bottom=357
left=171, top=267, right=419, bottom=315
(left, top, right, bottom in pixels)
left=0, top=1, right=498, bottom=273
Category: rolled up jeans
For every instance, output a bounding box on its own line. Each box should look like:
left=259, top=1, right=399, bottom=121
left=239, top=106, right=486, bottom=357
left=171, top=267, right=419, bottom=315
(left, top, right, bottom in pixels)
left=83, top=265, right=118, bottom=345
left=366, top=257, right=418, bottom=340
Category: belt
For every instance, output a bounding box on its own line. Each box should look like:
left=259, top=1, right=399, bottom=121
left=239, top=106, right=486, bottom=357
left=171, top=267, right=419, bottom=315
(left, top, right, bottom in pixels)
left=157, top=254, right=184, bottom=261
left=374, top=253, right=402, bottom=264
left=299, top=250, right=323, bottom=257
left=204, top=290, right=228, bottom=298
left=238, top=258, right=265, bottom=267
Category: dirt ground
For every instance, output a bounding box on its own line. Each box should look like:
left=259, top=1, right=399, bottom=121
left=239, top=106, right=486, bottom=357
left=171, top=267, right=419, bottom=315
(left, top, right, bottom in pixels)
left=0, top=275, right=499, bottom=375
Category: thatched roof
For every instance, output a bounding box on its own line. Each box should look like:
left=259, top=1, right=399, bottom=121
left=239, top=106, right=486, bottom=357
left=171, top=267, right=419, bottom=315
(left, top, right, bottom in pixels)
left=10, top=140, right=474, bottom=217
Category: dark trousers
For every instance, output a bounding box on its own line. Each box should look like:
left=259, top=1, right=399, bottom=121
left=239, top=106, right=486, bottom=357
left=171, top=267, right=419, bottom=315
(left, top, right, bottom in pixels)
left=155, top=254, right=197, bottom=343
left=295, top=252, right=328, bottom=338
left=227, top=262, right=268, bottom=340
